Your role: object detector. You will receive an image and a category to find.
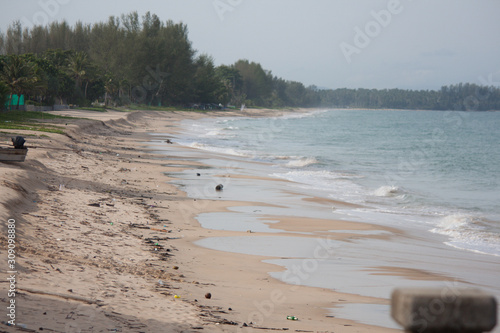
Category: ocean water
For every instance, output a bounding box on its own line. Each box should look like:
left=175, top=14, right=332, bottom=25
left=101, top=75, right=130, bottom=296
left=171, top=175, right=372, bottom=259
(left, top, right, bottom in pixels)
left=177, top=109, right=500, bottom=257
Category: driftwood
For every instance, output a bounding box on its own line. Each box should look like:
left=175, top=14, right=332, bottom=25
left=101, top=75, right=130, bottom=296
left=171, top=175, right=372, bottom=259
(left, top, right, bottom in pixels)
left=252, top=327, right=289, bottom=331
left=129, top=223, right=151, bottom=229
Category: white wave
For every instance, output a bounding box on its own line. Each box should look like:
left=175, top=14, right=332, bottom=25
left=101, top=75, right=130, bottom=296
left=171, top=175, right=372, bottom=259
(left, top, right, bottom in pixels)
left=273, top=170, right=348, bottom=182
left=205, top=129, right=223, bottom=136
left=272, top=170, right=366, bottom=203
left=278, top=109, right=330, bottom=120
left=430, top=214, right=500, bottom=257
left=187, top=142, right=251, bottom=157
left=434, top=214, right=472, bottom=232
left=285, top=157, right=319, bottom=168
left=443, top=241, right=500, bottom=257
left=373, top=185, right=400, bottom=197
left=274, top=155, right=292, bottom=160
left=199, top=125, right=239, bottom=138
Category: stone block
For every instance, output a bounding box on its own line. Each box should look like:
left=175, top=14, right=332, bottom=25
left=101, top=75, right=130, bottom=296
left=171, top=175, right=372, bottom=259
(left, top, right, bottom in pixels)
left=391, top=287, right=497, bottom=332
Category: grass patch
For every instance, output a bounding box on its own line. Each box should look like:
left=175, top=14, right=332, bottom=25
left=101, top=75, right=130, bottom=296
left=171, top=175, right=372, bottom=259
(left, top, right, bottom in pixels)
left=0, top=123, right=65, bottom=134
left=0, top=131, right=50, bottom=138
left=119, top=104, right=226, bottom=113
left=0, top=110, right=74, bottom=122
left=120, top=105, right=184, bottom=111
left=0, top=110, right=72, bottom=134
left=74, top=107, right=108, bottom=112
left=1, top=131, right=39, bottom=137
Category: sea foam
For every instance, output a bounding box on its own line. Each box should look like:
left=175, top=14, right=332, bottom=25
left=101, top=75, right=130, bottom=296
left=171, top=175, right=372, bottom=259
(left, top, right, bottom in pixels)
left=285, top=157, right=319, bottom=168
left=431, top=214, right=500, bottom=257
left=373, top=185, right=400, bottom=197
left=187, top=142, right=251, bottom=157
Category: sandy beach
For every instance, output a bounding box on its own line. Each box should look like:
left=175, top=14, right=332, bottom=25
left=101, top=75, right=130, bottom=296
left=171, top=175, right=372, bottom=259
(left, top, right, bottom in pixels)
left=1, top=109, right=498, bottom=333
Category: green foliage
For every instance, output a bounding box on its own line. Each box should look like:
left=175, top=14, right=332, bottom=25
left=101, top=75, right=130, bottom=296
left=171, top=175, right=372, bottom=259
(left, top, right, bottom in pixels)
left=0, top=81, right=9, bottom=109
left=316, top=84, right=500, bottom=111
left=0, top=54, right=47, bottom=109
left=234, top=60, right=272, bottom=106
left=39, top=49, right=75, bottom=105
left=194, top=55, right=223, bottom=104
left=66, top=51, right=87, bottom=87
left=215, top=64, right=244, bottom=106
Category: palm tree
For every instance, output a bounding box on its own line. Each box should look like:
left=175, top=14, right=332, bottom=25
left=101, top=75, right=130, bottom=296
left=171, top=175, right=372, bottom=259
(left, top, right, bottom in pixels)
left=0, top=81, right=10, bottom=111
left=104, top=76, right=116, bottom=106
left=0, top=55, right=40, bottom=110
left=67, top=51, right=88, bottom=98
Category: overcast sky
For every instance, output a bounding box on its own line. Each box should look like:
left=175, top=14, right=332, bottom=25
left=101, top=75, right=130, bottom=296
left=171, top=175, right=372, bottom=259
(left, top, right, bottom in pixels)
left=1, top=0, right=499, bottom=90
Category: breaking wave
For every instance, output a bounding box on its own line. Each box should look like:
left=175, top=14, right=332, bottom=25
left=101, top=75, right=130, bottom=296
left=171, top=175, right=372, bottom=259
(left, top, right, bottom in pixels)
left=373, top=185, right=400, bottom=197
left=285, top=157, right=319, bottom=168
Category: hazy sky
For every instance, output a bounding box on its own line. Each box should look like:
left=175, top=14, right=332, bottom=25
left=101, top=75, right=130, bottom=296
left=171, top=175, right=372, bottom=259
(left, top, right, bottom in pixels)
left=1, top=0, right=499, bottom=90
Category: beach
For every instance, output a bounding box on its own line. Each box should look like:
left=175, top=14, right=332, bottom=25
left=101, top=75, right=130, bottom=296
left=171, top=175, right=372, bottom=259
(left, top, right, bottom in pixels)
left=1, top=108, right=498, bottom=332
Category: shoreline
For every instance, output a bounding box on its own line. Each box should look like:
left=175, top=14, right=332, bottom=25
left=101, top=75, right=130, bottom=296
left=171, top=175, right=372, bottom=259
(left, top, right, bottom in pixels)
left=1, top=108, right=394, bottom=332
left=150, top=108, right=399, bottom=331
left=1, top=108, right=498, bottom=332
left=157, top=108, right=500, bottom=329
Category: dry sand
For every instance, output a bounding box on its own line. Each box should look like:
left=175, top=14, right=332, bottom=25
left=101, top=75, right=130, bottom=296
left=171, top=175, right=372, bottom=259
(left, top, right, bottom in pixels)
left=0, top=109, right=399, bottom=332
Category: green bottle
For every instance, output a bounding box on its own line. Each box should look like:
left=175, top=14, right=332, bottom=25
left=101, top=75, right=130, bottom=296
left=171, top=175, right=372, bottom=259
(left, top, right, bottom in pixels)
left=286, top=316, right=298, bottom=321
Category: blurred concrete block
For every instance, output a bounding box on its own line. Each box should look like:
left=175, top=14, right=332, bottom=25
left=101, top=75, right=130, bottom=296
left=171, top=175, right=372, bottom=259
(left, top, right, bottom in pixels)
left=391, top=287, right=497, bottom=332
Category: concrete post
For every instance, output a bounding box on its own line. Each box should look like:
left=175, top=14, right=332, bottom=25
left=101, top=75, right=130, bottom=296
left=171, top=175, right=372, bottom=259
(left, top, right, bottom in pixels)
left=391, top=287, right=497, bottom=332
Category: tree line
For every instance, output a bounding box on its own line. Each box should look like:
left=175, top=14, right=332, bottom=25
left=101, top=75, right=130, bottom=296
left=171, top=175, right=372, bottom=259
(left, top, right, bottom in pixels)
left=1, top=12, right=500, bottom=111
left=317, top=83, right=500, bottom=111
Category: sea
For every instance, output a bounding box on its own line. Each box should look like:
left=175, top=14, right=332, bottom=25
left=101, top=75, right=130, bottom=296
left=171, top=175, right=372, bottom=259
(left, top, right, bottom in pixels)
left=157, top=109, right=500, bottom=329
left=176, top=109, right=500, bottom=256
